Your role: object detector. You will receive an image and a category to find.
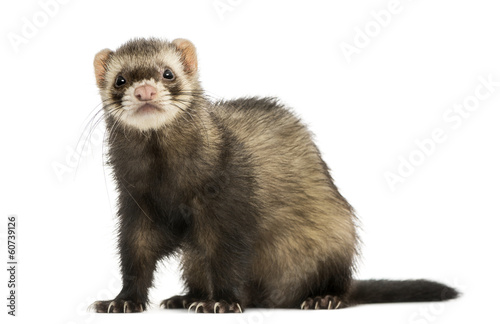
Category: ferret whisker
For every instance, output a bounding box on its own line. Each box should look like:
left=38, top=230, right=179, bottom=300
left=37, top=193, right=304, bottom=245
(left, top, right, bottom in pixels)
left=108, top=109, right=126, bottom=147
left=87, top=105, right=120, bottom=142
left=77, top=99, right=114, bottom=155
left=120, top=177, right=154, bottom=223
left=75, top=101, right=121, bottom=176
left=166, top=93, right=212, bottom=102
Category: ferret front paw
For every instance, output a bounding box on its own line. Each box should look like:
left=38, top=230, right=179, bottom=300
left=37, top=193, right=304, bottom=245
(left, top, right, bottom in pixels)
left=89, top=299, right=145, bottom=313
left=300, top=295, right=343, bottom=310
left=188, top=300, right=243, bottom=313
left=160, top=295, right=195, bottom=309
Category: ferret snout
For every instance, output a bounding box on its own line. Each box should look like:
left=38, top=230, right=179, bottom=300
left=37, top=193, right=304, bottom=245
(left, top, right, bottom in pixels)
left=134, top=84, right=157, bottom=101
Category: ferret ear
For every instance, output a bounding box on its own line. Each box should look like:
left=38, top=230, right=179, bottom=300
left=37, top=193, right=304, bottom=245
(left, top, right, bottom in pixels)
left=172, top=38, right=198, bottom=74
left=94, top=49, right=113, bottom=88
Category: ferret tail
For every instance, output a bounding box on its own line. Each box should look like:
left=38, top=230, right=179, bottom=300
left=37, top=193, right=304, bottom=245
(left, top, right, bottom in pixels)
left=345, top=279, right=460, bottom=306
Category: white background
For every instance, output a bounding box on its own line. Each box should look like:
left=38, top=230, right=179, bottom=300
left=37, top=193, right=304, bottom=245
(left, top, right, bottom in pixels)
left=1, top=0, right=499, bottom=323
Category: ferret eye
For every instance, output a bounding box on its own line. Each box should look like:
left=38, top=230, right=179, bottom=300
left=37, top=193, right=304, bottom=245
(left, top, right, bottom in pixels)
left=115, top=75, right=126, bottom=87
left=163, top=69, right=175, bottom=80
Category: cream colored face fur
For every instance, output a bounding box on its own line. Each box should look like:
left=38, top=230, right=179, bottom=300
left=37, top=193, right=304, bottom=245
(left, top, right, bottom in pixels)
left=94, top=39, right=199, bottom=131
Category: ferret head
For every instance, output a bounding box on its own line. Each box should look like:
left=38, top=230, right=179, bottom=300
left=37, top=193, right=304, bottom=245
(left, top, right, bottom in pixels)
left=93, top=38, right=201, bottom=131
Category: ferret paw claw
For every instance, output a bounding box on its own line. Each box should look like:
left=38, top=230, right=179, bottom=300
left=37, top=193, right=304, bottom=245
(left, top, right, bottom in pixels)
left=300, top=295, right=343, bottom=310
left=187, top=300, right=243, bottom=313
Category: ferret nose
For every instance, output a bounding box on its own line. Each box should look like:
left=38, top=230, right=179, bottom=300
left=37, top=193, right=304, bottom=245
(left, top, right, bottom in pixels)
left=134, top=85, right=157, bottom=101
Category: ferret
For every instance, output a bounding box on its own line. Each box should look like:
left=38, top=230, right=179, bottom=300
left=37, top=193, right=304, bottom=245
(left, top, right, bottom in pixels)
left=90, top=38, right=458, bottom=313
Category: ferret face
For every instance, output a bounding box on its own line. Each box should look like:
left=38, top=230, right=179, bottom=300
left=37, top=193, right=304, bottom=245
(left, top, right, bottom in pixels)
left=94, top=38, right=200, bottom=131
